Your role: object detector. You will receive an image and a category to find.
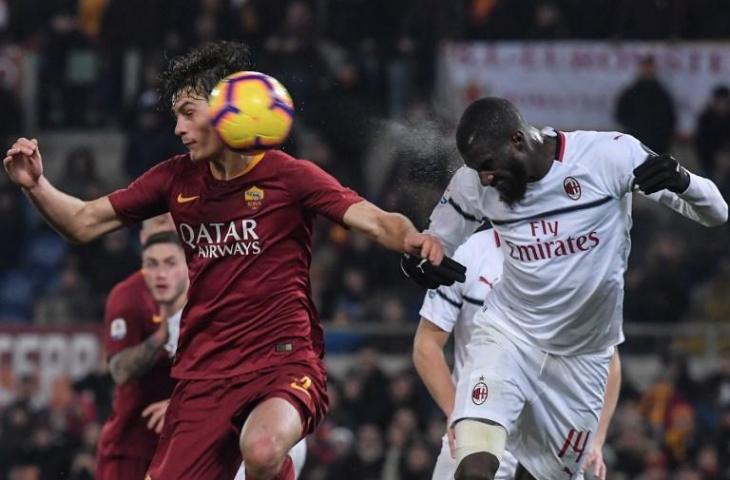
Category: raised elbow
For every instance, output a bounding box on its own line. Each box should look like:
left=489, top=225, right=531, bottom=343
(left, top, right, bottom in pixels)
left=705, top=201, right=728, bottom=227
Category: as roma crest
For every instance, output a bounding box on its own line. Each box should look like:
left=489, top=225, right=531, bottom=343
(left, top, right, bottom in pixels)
left=244, top=186, right=265, bottom=210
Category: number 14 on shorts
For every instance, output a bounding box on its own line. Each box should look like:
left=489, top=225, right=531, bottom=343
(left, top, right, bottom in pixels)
left=558, top=428, right=590, bottom=477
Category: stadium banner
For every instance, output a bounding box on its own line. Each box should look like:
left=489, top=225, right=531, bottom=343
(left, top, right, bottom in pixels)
left=436, top=42, right=730, bottom=135
left=0, top=325, right=102, bottom=394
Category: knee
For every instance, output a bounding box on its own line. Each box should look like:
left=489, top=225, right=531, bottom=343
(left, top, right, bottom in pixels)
left=454, top=452, right=500, bottom=480
left=240, top=433, right=287, bottom=477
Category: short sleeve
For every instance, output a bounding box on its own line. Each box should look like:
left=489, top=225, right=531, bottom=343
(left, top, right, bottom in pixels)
left=103, top=286, right=147, bottom=359
left=108, top=159, right=175, bottom=224
left=287, top=159, right=364, bottom=224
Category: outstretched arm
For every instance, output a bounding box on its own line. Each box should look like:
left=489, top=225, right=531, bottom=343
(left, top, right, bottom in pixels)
left=343, top=200, right=444, bottom=265
left=4, top=138, right=122, bottom=242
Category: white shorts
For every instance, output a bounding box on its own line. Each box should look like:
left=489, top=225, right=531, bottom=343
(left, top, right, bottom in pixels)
left=234, top=438, right=307, bottom=479
left=432, top=433, right=518, bottom=480
left=452, top=322, right=611, bottom=480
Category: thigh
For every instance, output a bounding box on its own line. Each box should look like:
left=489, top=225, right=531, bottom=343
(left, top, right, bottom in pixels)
left=147, top=380, right=243, bottom=480
left=452, top=325, right=534, bottom=433
left=249, top=360, right=329, bottom=437
left=512, top=349, right=612, bottom=480
left=96, top=456, right=149, bottom=480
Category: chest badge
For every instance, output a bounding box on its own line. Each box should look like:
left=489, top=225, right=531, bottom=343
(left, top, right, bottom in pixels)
left=244, top=186, right=265, bottom=210
left=563, top=177, right=581, bottom=200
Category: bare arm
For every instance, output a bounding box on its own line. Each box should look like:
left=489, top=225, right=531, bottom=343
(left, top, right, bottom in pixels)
left=109, top=323, right=168, bottom=385
left=4, top=138, right=122, bottom=242
left=412, top=318, right=454, bottom=417
left=342, top=200, right=444, bottom=264
left=26, top=177, right=122, bottom=242
left=584, top=348, right=621, bottom=479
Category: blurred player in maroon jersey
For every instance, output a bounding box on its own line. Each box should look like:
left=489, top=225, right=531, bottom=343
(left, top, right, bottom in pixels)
left=96, top=216, right=184, bottom=479
left=3, top=41, right=443, bottom=480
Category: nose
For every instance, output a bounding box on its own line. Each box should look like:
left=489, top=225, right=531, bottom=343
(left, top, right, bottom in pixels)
left=174, top=117, right=185, bottom=137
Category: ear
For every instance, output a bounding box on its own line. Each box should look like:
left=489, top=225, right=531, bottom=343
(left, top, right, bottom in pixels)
left=511, top=130, right=526, bottom=150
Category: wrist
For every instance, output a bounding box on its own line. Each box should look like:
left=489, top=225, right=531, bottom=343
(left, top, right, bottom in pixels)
left=23, top=175, right=46, bottom=194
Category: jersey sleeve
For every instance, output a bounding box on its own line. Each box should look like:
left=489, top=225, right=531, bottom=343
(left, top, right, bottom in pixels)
left=103, top=286, right=148, bottom=359
left=418, top=244, right=469, bottom=333
left=108, top=159, right=175, bottom=224
left=287, top=159, right=364, bottom=224
left=597, top=134, right=728, bottom=226
left=425, top=166, right=487, bottom=256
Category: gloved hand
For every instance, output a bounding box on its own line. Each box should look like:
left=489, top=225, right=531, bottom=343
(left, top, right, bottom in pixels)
left=401, top=254, right=467, bottom=289
left=633, top=154, right=690, bottom=195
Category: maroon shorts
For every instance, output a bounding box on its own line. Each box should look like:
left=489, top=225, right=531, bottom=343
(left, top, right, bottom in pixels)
left=146, top=359, right=328, bottom=480
left=96, top=454, right=150, bottom=480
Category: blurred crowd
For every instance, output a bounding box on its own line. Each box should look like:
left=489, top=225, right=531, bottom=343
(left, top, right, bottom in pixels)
left=0, top=0, right=729, bottom=479
left=5, top=346, right=730, bottom=479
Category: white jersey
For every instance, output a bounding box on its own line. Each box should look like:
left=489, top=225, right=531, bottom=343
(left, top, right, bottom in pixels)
left=428, top=130, right=727, bottom=355
left=163, top=308, right=183, bottom=357
left=419, top=229, right=504, bottom=381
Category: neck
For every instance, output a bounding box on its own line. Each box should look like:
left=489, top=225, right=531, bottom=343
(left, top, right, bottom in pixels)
left=209, top=150, right=257, bottom=180
left=160, top=293, right=186, bottom=319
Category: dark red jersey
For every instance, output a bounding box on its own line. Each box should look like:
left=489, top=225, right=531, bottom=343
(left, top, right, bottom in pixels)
left=108, top=151, right=363, bottom=379
left=99, top=271, right=176, bottom=460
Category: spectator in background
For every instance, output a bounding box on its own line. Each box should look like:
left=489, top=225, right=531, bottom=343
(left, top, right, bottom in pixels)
left=616, top=0, right=687, bottom=39
left=123, top=62, right=184, bottom=180
left=57, top=147, right=109, bottom=200
left=616, top=55, right=677, bottom=154
left=695, top=85, right=730, bottom=178
left=529, top=0, right=571, bottom=38
left=0, top=182, right=26, bottom=270
left=33, top=255, right=96, bottom=324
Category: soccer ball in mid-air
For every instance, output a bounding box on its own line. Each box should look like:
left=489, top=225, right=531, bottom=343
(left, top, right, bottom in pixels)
left=208, top=71, right=294, bottom=153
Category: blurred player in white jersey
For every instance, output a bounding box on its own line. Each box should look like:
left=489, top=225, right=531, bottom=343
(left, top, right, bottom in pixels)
left=419, top=97, right=727, bottom=480
left=412, top=226, right=622, bottom=480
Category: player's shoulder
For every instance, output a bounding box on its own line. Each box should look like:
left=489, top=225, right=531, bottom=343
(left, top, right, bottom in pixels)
left=453, top=227, right=501, bottom=262
left=565, top=130, right=640, bottom=155
left=106, top=271, right=153, bottom=311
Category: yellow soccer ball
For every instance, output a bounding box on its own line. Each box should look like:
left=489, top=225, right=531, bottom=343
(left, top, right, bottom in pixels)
left=208, top=71, right=294, bottom=153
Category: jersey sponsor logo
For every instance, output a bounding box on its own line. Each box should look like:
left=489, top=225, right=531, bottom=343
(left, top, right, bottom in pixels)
left=178, top=220, right=262, bottom=259
left=244, top=186, right=264, bottom=210
left=563, top=177, right=581, bottom=200
left=505, top=232, right=600, bottom=262
left=176, top=193, right=199, bottom=204
left=110, top=318, right=127, bottom=340
left=471, top=379, right=489, bottom=405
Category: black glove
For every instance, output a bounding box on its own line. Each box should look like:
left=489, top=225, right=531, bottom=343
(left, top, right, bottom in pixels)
left=633, top=154, right=690, bottom=195
left=400, top=254, right=467, bottom=289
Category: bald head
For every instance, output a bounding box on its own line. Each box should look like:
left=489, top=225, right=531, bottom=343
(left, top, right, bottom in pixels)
left=140, top=214, right=176, bottom=245
left=456, top=97, right=525, bottom=170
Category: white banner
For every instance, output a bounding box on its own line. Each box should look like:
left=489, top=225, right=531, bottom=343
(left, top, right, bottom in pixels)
left=436, top=42, right=730, bottom=135
left=0, top=326, right=101, bottom=403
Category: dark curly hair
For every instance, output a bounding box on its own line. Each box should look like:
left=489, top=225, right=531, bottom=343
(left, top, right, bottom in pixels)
left=159, top=41, right=253, bottom=110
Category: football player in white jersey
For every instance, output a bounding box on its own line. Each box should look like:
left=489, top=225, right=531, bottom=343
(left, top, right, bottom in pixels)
left=419, top=97, right=727, bottom=480
left=413, top=227, right=621, bottom=480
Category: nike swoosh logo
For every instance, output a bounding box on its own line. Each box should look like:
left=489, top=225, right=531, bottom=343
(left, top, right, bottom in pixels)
left=177, top=193, right=199, bottom=204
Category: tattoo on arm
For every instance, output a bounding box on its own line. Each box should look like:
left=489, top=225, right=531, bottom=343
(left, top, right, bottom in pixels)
left=109, top=335, right=164, bottom=385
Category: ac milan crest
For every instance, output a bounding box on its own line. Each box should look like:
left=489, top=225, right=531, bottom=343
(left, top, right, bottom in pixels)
left=563, top=177, right=581, bottom=200
left=472, top=381, right=489, bottom=405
